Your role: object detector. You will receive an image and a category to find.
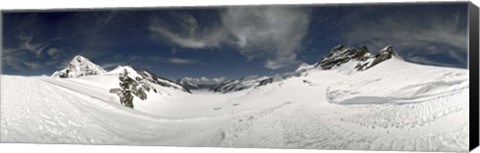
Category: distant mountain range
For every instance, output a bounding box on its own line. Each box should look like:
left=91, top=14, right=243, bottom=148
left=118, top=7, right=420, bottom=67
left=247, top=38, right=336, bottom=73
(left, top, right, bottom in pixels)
left=192, top=45, right=399, bottom=93
left=52, top=44, right=399, bottom=94
left=2, top=44, right=467, bottom=150
left=52, top=55, right=191, bottom=94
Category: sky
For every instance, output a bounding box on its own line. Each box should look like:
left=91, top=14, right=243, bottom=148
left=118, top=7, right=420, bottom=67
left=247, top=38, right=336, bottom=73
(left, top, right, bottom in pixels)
left=1, top=2, right=469, bottom=79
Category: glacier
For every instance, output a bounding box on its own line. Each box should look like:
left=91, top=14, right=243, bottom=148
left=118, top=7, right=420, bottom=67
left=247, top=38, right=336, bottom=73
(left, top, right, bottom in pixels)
left=0, top=46, right=470, bottom=151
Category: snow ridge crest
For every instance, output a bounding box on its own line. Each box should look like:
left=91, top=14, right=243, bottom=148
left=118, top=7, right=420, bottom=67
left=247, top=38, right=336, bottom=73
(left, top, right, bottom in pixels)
left=314, top=44, right=398, bottom=71
left=51, top=55, right=107, bottom=78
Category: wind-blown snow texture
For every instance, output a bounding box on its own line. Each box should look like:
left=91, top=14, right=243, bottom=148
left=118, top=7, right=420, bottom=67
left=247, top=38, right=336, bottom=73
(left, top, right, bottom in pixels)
left=0, top=45, right=469, bottom=152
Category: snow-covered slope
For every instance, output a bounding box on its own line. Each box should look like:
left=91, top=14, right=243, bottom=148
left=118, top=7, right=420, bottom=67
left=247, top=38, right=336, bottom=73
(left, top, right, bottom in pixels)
left=108, top=65, right=190, bottom=93
left=0, top=46, right=470, bottom=151
left=50, top=55, right=190, bottom=109
left=52, top=55, right=107, bottom=78
left=210, top=75, right=270, bottom=93
left=314, top=45, right=397, bottom=71
left=211, top=45, right=397, bottom=93
left=176, top=77, right=226, bottom=91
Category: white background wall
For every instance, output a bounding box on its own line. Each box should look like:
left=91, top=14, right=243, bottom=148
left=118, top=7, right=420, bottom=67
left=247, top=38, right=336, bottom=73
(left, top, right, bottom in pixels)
left=0, top=0, right=479, bottom=153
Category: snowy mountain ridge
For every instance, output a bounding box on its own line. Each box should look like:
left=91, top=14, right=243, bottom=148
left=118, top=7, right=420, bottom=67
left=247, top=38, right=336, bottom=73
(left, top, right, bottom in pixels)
left=314, top=45, right=397, bottom=71
left=108, top=65, right=191, bottom=93
left=176, top=77, right=226, bottom=91
left=50, top=56, right=191, bottom=108
left=211, top=45, right=399, bottom=93
left=51, top=55, right=107, bottom=78
left=2, top=44, right=469, bottom=151
left=210, top=75, right=271, bottom=93
left=51, top=55, right=190, bottom=93
left=50, top=45, right=399, bottom=94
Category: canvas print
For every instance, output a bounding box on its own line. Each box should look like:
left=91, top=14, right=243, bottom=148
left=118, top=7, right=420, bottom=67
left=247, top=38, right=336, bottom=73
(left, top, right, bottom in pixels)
left=0, top=2, right=474, bottom=152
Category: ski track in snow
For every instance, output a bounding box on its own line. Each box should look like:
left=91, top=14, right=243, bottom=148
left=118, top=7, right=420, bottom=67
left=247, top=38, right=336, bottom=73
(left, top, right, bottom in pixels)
left=1, top=76, right=103, bottom=144
left=0, top=59, right=470, bottom=152
left=218, top=89, right=468, bottom=151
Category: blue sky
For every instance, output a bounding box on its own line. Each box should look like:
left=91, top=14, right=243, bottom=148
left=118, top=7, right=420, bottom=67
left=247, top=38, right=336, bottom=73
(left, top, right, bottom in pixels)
left=1, top=3, right=468, bottom=79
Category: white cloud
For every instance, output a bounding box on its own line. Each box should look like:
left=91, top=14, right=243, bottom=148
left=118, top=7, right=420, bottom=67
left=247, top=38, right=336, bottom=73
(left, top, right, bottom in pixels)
left=2, top=48, right=29, bottom=71
left=167, top=57, right=198, bottom=65
left=22, top=61, right=43, bottom=69
left=221, top=6, right=311, bottom=69
left=100, top=62, right=125, bottom=70
left=182, top=76, right=226, bottom=84
left=47, top=48, right=59, bottom=56
left=341, top=10, right=467, bottom=65
left=149, top=13, right=227, bottom=49
left=211, top=77, right=226, bottom=82
left=407, top=56, right=459, bottom=67
left=2, top=32, right=53, bottom=71
left=149, top=6, right=312, bottom=70
left=9, top=32, right=49, bottom=59
left=141, top=56, right=201, bottom=65
left=56, top=59, right=71, bottom=69
left=16, top=32, right=49, bottom=58
left=46, top=48, right=65, bottom=60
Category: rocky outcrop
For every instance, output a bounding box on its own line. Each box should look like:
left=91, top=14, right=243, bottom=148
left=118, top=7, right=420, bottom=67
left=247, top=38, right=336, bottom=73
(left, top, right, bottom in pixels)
left=314, top=45, right=397, bottom=71
left=368, top=46, right=397, bottom=69
left=192, top=44, right=399, bottom=94
left=112, top=68, right=154, bottom=109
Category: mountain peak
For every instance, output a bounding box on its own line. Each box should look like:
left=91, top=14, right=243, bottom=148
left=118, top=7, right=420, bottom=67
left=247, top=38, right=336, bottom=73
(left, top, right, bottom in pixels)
left=378, top=46, right=397, bottom=57
left=109, top=65, right=192, bottom=93
left=380, top=45, right=393, bottom=51
left=314, top=45, right=398, bottom=71
left=73, top=55, right=86, bottom=60
left=332, top=44, right=345, bottom=50
left=51, top=55, right=106, bottom=78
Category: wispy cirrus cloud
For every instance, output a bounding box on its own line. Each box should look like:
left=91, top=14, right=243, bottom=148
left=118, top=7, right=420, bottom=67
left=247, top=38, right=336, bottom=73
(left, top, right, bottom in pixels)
left=149, top=6, right=312, bottom=70
left=22, top=61, right=43, bottom=70
left=2, top=14, right=69, bottom=72
left=2, top=48, right=29, bottom=71
left=339, top=5, right=467, bottom=67
left=149, top=12, right=228, bottom=49
left=342, top=13, right=467, bottom=52
left=222, top=6, right=311, bottom=69
left=167, top=57, right=199, bottom=65
left=407, top=56, right=460, bottom=67
left=18, top=32, right=49, bottom=58
left=2, top=32, right=53, bottom=71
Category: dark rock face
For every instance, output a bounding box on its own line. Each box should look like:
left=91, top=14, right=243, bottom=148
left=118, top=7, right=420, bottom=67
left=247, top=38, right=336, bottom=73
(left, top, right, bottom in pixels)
left=314, top=45, right=397, bottom=71
left=134, top=68, right=191, bottom=93
left=210, top=80, right=248, bottom=93
left=175, top=78, right=224, bottom=91
left=314, top=45, right=375, bottom=70
left=369, top=46, right=396, bottom=68
left=111, top=66, right=191, bottom=109
left=176, top=79, right=199, bottom=91
left=256, top=78, right=274, bottom=87
left=204, top=44, right=399, bottom=94
left=114, top=69, right=156, bottom=109
left=56, top=70, right=70, bottom=78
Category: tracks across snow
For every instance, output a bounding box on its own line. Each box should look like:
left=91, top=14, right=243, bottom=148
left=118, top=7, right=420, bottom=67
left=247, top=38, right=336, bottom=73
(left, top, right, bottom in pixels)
left=217, top=88, right=468, bottom=151
left=0, top=72, right=470, bottom=151
left=1, top=76, right=245, bottom=145
left=1, top=76, right=105, bottom=143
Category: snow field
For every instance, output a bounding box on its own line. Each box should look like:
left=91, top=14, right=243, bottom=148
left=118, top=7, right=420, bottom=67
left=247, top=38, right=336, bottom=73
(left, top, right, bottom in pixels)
left=0, top=57, right=470, bottom=151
